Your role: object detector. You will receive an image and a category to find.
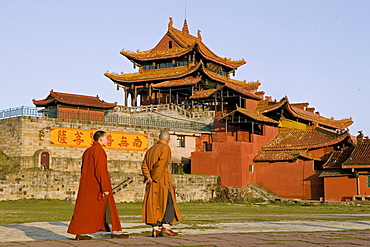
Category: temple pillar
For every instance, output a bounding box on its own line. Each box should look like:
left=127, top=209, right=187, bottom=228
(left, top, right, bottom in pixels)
left=149, top=83, right=152, bottom=104
left=124, top=87, right=128, bottom=106
left=134, top=85, right=138, bottom=106
left=221, top=90, right=224, bottom=115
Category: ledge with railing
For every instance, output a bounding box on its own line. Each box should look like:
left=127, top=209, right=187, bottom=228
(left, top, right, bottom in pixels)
left=109, top=103, right=215, bottom=119
left=105, top=114, right=213, bottom=132
left=0, top=105, right=214, bottom=132
left=0, top=106, right=43, bottom=119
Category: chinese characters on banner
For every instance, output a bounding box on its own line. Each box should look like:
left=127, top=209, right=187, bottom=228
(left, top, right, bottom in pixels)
left=50, top=127, right=148, bottom=151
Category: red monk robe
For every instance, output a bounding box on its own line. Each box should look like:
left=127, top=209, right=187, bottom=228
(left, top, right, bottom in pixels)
left=67, top=141, right=122, bottom=235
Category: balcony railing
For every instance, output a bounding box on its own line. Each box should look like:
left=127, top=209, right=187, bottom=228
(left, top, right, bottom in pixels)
left=0, top=105, right=214, bottom=132
left=105, top=115, right=213, bottom=132
left=0, top=106, right=43, bottom=119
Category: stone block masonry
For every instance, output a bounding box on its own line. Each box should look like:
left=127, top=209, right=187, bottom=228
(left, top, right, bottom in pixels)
left=0, top=116, right=160, bottom=170
left=0, top=116, right=203, bottom=171
left=0, top=115, right=221, bottom=202
left=0, top=171, right=219, bottom=202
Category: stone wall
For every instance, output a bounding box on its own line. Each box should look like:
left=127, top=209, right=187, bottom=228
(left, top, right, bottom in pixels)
left=0, top=115, right=223, bottom=202
left=0, top=171, right=219, bottom=202
left=0, top=116, right=201, bottom=172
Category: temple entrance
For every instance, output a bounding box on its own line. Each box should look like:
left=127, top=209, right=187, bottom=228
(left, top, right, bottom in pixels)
left=41, top=151, right=50, bottom=170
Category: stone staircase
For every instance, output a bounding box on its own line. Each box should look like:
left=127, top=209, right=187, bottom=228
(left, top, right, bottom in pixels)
left=215, top=183, right=283, bottom=202
left=247, top=183, right=283, bottom=201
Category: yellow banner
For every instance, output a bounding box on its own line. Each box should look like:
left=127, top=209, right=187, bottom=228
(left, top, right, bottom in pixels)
left=50, top=127, right=148, bottom=151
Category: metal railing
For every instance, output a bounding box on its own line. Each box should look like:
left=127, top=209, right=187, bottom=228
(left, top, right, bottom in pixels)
left=105, top=115, right=213, bottom=132
left=0, top=105, right=214, bottom=132
left=0, top=106, right=43, bottom=119
left=109, top=103, right=215, bottom=119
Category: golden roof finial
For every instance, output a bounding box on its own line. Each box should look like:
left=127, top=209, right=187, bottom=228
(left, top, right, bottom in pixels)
left=168, top=17, right=173, bottom=30
left=182, top=19, right=189, bottom=35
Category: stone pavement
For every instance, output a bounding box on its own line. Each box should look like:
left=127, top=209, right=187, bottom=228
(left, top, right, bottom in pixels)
left=1, top=231, right=370, bottom=247
left=1, top=220, right=370, bottom=246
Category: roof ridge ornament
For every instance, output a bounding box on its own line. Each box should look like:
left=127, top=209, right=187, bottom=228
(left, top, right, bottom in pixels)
left=197, top=30, right=202, bottom=41
left=168, top=17, right=173, bottom=30
left=182, top=19, right=189, bottom=35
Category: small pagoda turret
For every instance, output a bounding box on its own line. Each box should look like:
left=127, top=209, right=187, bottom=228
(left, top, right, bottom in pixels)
left=105, top=18, right=263, bottom=115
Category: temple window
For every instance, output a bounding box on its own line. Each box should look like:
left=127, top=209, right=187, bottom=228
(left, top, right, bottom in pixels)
left=367, top=176, right=370, bottom=187
left=203, top=142, right=212, bottom=151
left=217, top=67, right=227, bottom=77
left=169, top=41, right=173, bottom=48
left=176, top=135, right=185, bottom=147
left=143, top=64, right=155, bottom=70
left=178, top=60, right=188, bottom=67
left=159, top=62, right=175, bottom=69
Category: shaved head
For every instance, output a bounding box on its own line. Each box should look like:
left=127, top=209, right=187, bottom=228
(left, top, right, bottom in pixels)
left=159, top=131, right=170, bottom=142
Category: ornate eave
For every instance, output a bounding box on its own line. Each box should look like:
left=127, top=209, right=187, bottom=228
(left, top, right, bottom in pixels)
left=105, top=63, right=201, bottom=85
left=120, top=18, right=246, bottom=69
left=152, top=76, right=202, bottom=89
left=288, top=105, right=353, bottom=130
left=200, top=67, right=261, bottom=99
left=33, top=90, right=117, bottom=109
left=189, top=88, right=219, bottom=99
left=257, top=97, right=288, bottom=113
left=262, top=128, right=351, bottom=151
left=166, top=22, right=198, bottom=48
left=319, top=170, right=354, bottom=177
left=322, top=149, right=354, bottom=169
left=257, top=97, right=353, bottom=130
left=196, top=42, right=246, bottom=69
left=341, top=143, right=370, bottom=168
left=120, top=45, right=194, bottom=62
left=254, top=150, right=320, bottom=162
left=220, top=106, right=279, bottom=124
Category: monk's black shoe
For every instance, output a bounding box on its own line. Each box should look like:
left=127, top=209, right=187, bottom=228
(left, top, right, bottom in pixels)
left=111, top=233, right=129, bottom=239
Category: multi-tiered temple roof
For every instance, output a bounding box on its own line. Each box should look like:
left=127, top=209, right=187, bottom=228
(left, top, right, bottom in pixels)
left=105, top=18, right=261, bottom=107
left=105, top=18, right=354, bottom=154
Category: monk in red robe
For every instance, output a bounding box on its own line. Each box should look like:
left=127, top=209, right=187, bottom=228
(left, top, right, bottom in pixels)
left=67, top=131, right=129, bottom=240
left=142, top=131, right=182, bottom=237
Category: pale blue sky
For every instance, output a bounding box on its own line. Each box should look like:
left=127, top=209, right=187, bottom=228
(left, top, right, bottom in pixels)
left=1, top=0, right=369, bottom=135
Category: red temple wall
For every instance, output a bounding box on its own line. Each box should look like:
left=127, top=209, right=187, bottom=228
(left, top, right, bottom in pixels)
left=58, top=107, right=104, bottom=122
left=195, top=134, right=213, bottom=152
left=191, top=141, right=253, bottom=187
left=191, top=126, right=278, bottom=187
left=252, top=160, right=323, bottom=200
left=245, top=98, right=258, bottom=110
left=323, top=176, right=357, bottom=201
left=324, top=175, right=370, bottom=201
left=358, top=175, right=370, bottom=196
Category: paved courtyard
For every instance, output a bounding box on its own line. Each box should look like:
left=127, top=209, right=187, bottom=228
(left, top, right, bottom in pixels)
left=1, top=219, right=370, bottom=246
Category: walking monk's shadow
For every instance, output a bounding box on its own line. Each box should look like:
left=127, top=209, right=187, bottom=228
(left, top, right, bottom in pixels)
left=3, top=222, right=69, bottom=241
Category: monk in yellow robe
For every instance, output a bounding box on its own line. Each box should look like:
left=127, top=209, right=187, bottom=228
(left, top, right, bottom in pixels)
left=141, top=131, right=182, bottom=237
left=67, top=131, right=128, bottom=240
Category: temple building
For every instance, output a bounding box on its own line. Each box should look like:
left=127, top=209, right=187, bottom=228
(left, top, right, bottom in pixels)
left=33, top=90, right=117, bottom=122
left=105, top=17, right=262, bottom=116
left=4, top=18, right=369, bottom=203
left=104, top=18, right=362, bottom=200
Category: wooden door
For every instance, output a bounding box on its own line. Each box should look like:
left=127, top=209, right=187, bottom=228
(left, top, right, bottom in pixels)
left=41, top=152, right=50, bottom=170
